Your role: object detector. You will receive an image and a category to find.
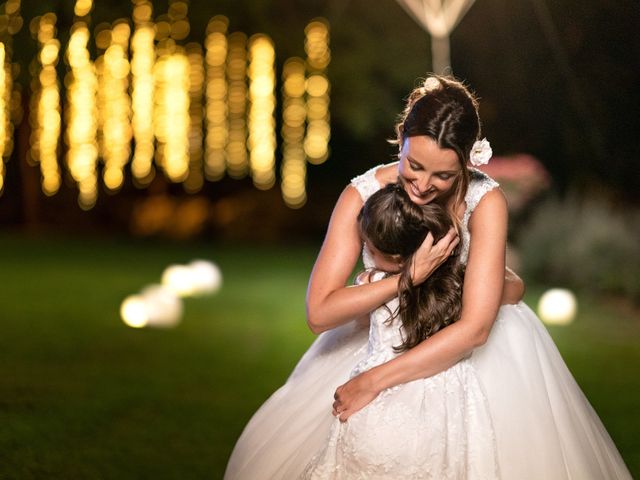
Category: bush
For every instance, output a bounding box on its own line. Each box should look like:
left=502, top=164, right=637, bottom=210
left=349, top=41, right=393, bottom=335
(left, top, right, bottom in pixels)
left=518, top=195, right=640, bottom=302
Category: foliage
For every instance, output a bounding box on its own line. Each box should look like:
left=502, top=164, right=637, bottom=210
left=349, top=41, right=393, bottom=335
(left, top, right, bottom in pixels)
left=519, top=195, right=640, bottom=301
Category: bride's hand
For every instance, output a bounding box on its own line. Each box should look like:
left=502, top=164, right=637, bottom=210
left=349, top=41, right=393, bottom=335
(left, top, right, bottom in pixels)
left=411, top=228, right=459, bottom=285
left=332, top=371, right=379, bottom=423
left=501, top=266, right=526, bottom=304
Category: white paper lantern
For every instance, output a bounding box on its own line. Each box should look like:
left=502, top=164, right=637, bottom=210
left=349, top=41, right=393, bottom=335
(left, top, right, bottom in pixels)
left=538, top=288, right=577, bottom=325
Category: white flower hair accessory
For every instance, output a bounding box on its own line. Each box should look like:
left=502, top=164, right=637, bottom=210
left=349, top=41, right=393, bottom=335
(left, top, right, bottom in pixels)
left=470, top=138, right=492, bottom=166
left=419, top=77, right=441, bottom=95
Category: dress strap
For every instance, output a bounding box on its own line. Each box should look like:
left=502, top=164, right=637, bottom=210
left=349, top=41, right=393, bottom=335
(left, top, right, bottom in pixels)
left=350, top=164, right=384, bottom=203
left=462, top=168, right=499, bottom=229
left=459, top=169, right=500, bottom=265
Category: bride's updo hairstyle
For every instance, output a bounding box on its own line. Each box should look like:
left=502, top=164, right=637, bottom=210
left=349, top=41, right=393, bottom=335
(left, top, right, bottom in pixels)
left=394, top=75, right=481, bottom=218
left=358, top=183, right=465, bottom=352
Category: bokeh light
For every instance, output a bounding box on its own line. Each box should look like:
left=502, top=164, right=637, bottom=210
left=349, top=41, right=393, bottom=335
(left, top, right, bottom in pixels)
left=28, top=13, right=62, bottom=196
left=161, top=260, right=223, bottom=297
left=65, top=18, right=99, bottom=210
left=162, top=263, right=197, bottom=297
left=1, top=6, right=332, bottom=208
left=0, top=42, right=7, bottom=193
left=281, top=57, right=307, bottom=208
left=97, top=21, right=132, bottom=192
left=120, top=294, right=148, bottom=328
left=188, top=259, right=222, bottom=295
left=185, top=42, right=205, bottom=193
left=303, top=18, right=331, bottom=165
left=0, top=0, right=22, bottom=194
left=247, top=34, right=276, bottom=190
left=130, top=0, right=155, bottom=185
left=538, top=288, right=577, bottom=325
left=204, top=16, right=228, bottom=181
left=120, top=285, right=184, bottom=329
left=154, top=50, right=190, bottom=183
left=226, top=31, right=248, bottom=179
left=139, top=284, right=183, bottom=328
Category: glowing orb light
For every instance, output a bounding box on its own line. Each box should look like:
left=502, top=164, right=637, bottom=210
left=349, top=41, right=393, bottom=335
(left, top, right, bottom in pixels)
left=538, top=288, right=577, bottom=325
left=120, top=294, right=149, bottom=328
left=140, top=284, right=183, bottom=328
left=161, top=264, right=197, bottom=297
left=188, top=259, right=222, bottom=295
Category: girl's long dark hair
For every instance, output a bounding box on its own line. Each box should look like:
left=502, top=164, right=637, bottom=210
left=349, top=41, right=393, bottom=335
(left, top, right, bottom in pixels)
left=358, top=183, right=464, bottom=352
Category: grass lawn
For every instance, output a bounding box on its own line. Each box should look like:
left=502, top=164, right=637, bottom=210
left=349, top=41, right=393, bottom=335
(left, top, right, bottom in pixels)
left=1, top=233, right=638, bottom=478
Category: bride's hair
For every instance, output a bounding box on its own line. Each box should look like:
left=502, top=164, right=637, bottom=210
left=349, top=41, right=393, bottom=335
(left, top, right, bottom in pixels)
left=392, top=75, right=481, bottom=228
left=358, top=183, right=464, bottom=352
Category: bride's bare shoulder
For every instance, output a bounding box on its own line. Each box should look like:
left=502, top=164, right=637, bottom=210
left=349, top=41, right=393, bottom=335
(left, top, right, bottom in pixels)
left=374, top=162, right=399, bottom=185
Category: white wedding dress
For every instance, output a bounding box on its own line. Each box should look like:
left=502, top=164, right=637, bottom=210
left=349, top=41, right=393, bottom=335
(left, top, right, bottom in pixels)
left=224, top=166, right=632, bottom=480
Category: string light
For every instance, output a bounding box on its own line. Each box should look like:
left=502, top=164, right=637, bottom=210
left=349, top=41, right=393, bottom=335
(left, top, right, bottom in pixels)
left=247, top=34, right=276, bottom=190
left=0, top=0, right=22, bottom=195
left=304, top=18, right=331, bottom=165
left=130, top=0, right=155, bottom=185
left=74, top=0, right=93, bottom=18
left=2, top=8, right=332, bottom=210
left=97, top=21, right=132, bottom=192
left=226, top=31, right=248, bottom=179
left=28, top=13, right=61, bottom=196
left=154, top=50, right=190, bottom=182
left=185, top=42, right=205, bottom=193
left=65, top=0, right=98, bottom=209
left=0, top=42, right=6, bottom=193
left=204, top=16, right=228, bottom=181
left=281, top=57, right=307, bottom=208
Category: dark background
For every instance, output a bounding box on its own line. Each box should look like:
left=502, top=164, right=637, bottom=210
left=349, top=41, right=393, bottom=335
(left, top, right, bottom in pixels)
left=0, top=0, right=638, bottom=238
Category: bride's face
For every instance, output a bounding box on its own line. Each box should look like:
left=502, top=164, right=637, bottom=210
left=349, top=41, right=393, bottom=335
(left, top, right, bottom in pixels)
left=397, top=136, right=461, bottom=206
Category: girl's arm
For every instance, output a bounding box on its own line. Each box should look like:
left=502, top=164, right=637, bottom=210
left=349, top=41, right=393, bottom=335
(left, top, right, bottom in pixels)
left=332, top=187, right=508, bottom=421
left=306, top=185, right=459, bottom=334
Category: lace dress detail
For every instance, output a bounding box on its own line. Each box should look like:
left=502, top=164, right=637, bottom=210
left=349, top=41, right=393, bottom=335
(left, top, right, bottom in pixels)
left=350, top=164, right=385, bottom=204
left=459, top=169, right=499, bottom=264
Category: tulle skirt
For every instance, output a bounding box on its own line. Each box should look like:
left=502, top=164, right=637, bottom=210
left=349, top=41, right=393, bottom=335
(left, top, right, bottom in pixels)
left=224, top=303, right=632, bottom=479
left=471, top=302, right=631, bottom=479
left=224, top=321, right=370, bottom=479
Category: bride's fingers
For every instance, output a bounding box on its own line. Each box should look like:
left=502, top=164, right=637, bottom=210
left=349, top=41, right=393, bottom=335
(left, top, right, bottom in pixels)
left=418, top=232, right=435, bottom=251
left=446, top=235, right=460, bottom=256
left=338, top=409, right=351, bottom=423
left=434, top=228, right=458, bottom=252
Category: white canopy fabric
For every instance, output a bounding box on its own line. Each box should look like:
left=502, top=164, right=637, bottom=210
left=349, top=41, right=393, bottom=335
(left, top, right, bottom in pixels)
left=396, top=0, right=477, bottom=73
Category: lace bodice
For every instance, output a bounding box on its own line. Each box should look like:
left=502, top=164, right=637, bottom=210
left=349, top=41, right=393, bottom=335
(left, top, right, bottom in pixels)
left=351, top=164, right=499, bottom=266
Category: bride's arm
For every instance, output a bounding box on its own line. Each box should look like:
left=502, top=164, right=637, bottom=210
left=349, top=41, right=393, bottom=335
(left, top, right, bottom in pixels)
left=332, top=187, right=508, bottom=420
left=306, top=185, right=458, bottom=334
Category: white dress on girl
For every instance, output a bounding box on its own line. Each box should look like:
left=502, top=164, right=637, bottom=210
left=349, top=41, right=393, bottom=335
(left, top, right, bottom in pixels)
left=224, top=165, right=632, bottom=480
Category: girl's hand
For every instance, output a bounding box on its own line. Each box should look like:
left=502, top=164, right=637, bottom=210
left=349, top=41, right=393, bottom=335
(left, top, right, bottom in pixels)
left=410, top=228, right=459, bottom=285
left=332, top=371, right=380, bottom=423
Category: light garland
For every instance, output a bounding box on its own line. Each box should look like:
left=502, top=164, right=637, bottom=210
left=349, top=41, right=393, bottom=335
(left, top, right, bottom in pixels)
left=247, top=34, right=276, bottom=190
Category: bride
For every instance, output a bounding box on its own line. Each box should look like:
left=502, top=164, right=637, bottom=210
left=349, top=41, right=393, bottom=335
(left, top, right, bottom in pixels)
left=224, top=75, right=631, bottom=479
